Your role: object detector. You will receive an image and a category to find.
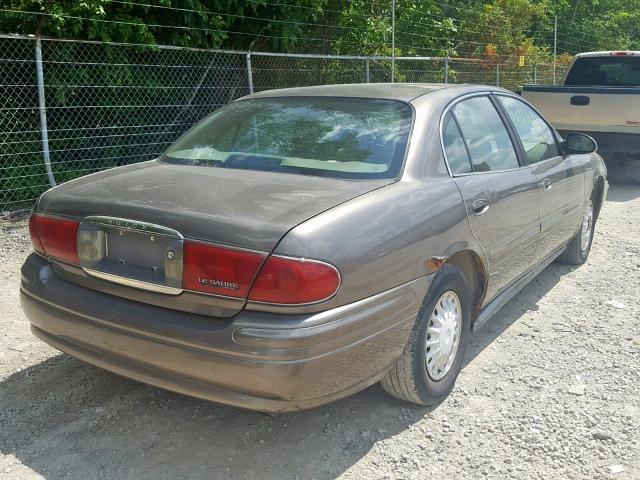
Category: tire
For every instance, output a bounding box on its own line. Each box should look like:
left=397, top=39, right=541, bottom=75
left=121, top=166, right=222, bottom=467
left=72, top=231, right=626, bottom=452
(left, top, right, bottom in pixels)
left=556, top=194, right=596, bottom=265
left=606, top=160, right=640, bottom=184
left=381, top=264, right=472, bottom=406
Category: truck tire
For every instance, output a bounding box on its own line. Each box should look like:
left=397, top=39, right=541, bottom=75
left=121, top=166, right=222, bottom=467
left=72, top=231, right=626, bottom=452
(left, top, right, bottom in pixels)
left=607, top=160, right=640, bottom=184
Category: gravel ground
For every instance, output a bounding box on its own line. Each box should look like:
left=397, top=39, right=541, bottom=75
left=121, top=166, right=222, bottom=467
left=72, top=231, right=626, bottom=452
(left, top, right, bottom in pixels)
left=0, top=183, right=639, bottom=480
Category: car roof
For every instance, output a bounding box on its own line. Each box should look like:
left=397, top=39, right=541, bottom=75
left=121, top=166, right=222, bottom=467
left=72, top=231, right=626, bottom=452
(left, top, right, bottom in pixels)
left=244, top=83, right=464, bottom=102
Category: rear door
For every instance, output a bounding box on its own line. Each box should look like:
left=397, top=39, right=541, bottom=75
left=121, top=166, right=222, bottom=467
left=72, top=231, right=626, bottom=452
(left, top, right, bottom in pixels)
left=495, top=94, right=585, bottom=261
left=443, top=95, right=541, bottom=301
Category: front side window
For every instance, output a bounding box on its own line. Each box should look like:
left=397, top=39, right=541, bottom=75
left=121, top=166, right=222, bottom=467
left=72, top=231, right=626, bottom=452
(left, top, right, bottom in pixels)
left=162, top=97, right=413, bottom=180
left=498, top=96, right=560, bottom=164
left=452, top=96, right=520, bottom=172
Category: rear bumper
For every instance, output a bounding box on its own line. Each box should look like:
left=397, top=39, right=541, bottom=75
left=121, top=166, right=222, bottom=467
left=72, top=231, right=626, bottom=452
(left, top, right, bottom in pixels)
left=20, top=254, right=430, bottom=412
left=558, top=130, right=640, bottom=164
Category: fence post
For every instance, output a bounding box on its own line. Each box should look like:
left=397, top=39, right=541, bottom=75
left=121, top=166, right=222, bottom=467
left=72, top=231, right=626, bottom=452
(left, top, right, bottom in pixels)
left=444, top=57, right=449, bottom=84
left=534, top=64, right=537, bottom=84
left=553, top=15, right=558, bottom=86
left=495, top=64, right=500, bottom=87
left=34, top=36, right=56, bottom=188
left=391, top=0, right=395, bottom=83
left=365, top=58, right=370, bottom=83
left=246, top=53, right=254, bottom=94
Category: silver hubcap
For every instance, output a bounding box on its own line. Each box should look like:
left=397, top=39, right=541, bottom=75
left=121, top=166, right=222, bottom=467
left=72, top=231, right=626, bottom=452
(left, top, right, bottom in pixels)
left=425, top=290, right=462, bottom=381
left=580, top=199, right=594, bottom=252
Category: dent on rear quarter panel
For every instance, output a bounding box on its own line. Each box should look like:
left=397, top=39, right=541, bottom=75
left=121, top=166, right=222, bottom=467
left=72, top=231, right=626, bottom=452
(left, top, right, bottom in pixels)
left=274, top=177, right=475, bottom=312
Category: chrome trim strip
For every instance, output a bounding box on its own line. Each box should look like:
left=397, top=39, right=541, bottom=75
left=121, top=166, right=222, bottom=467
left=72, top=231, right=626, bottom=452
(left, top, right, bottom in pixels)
left=82, top=216, right=184, bottom=239
left=83, top=268, right=184, bottom=295
left=450, top=166, right=529, bottom=176
left=83, top=216, right=269, bottom=256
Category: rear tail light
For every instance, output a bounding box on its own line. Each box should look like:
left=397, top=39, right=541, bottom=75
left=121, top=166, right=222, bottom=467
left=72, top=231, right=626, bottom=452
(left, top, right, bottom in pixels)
left=29, top=214, right=80, bottom=264
left=248, top=255, right=341, bottom=305
left=28, top=214, right=44, bottom=255
left=183, top=241, right=266, bottom=297
left=183, top=241, right=340, bottom=305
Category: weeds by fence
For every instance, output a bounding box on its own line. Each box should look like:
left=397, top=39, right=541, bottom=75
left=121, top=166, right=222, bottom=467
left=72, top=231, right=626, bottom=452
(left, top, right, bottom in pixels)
left=0, top=34, right=562, bottom=211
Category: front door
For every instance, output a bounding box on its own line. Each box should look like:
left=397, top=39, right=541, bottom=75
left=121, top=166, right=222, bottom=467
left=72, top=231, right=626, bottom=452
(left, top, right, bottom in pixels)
left=442, top=96, right=541, bottom=301
left=531, top=157, right=586, bottom=259
left=495, top=94, right=586, bottom=261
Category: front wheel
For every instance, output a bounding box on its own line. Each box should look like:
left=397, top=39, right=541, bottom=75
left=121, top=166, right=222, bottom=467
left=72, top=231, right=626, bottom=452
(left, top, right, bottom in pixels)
left=381, top=264, right=471, bottom=406
left=556, top=197, right=595, bottom=265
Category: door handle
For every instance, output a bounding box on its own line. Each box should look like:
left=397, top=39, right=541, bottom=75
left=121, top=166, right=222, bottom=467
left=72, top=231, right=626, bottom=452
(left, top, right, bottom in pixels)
left=570, top=95, right=590, bottom=106
left=541, top=178, right=552, bottom=191
left=472, top=199, right=490, bottom=216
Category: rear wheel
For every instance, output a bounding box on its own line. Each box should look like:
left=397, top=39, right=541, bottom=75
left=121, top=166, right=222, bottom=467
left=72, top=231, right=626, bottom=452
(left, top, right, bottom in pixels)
left=381, top=264, right=471, bottom=405
left=557, top=196, right=595, bottom=265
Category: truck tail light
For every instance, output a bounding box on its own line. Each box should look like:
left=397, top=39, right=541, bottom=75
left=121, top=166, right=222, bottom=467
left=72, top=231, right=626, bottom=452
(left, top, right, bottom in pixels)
left=248, top=255, right=340, bottom=305
left=183, top=241, right=266, bottom=297
left=29, top=214, right=80, bottom=264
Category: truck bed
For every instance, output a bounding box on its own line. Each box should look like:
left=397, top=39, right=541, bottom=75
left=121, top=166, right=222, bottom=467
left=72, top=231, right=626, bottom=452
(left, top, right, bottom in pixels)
left=522, top=85, right=640, bottom=134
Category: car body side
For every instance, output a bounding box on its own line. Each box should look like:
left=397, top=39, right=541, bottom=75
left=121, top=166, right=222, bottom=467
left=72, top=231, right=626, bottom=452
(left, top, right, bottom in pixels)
left=266, top=85, right=606, bottom=317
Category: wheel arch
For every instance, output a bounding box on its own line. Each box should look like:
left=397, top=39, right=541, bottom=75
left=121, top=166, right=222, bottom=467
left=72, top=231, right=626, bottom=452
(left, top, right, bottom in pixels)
left=593, top=175, right=605, bottom=221
left=443, top=249, right=487, bottom=324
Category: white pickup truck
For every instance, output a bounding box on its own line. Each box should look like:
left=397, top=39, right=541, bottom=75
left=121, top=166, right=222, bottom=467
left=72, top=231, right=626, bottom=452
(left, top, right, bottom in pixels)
left=522, top=51, right=640, bottom=172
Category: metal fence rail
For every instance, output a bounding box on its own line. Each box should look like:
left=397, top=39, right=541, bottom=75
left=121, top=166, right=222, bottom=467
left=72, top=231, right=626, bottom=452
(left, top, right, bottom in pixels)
left=0, top=34, right=563, bottom=211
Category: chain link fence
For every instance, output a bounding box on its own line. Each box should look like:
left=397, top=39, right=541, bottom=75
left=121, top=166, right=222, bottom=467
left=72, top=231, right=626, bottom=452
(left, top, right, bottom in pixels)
left=1, top=36, right=42, bottom=212
left=0, top=34, right=564, bottom=212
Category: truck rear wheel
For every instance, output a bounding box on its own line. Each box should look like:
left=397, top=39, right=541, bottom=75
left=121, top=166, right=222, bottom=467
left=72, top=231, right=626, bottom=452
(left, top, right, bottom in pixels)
left=607, top=160, right=640, bottom=184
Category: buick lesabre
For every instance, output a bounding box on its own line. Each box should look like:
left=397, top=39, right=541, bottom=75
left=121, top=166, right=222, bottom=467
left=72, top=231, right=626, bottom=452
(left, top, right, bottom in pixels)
left=21, top=84, right=608, bottom=411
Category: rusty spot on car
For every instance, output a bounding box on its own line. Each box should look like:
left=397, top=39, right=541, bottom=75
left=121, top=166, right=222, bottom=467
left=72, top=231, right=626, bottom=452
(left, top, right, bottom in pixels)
left=424, top=256, right=446, bottom=272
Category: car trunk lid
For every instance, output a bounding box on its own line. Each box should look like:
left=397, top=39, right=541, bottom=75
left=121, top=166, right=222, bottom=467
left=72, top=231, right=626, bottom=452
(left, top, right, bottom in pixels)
left=37, top=160, right=391, bottom=316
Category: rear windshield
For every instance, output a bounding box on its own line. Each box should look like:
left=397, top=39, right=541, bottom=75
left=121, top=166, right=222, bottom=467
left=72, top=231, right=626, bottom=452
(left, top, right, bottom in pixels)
left=565, top=56, right=640, bottom=86
left=161, top=97, right=413, bottom=179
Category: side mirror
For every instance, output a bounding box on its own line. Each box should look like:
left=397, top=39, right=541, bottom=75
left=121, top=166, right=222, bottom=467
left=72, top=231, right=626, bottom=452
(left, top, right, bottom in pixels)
left=564, top=133, right=597, bottom=154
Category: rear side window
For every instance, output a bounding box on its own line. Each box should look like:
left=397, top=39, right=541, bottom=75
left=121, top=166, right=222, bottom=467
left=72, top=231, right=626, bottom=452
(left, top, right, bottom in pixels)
left=565, top=56, right=640, bottom=86
left=451, top=96, right=520, bottom=172
left=498, top=96, right=560, bottom=164
left=442, top=112, right=472, bottom=175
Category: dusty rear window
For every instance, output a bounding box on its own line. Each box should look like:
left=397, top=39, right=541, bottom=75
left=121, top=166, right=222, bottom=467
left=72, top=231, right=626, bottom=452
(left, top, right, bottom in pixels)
left=565, top=56, right=640, bottom=86
left=161, top=97, right=412, bottom=179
